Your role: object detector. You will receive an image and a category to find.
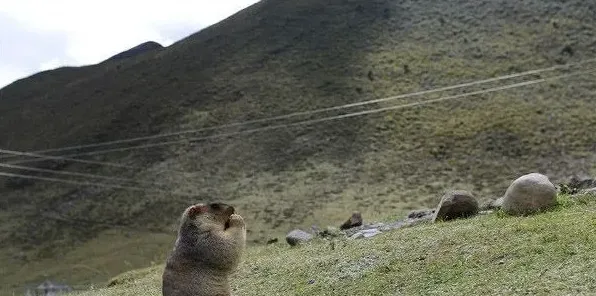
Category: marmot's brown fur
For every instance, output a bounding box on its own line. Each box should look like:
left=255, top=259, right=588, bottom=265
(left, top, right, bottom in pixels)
left=162, top=202, right=246, bottom=296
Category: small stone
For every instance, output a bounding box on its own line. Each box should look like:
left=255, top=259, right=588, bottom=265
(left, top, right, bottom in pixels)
left=407, top=208, right=435, bottom=219
left=362, top=228, right=381, bottom=238
left=380, top=221, right=405, bottom=231
left=349, top=228, right=381, bottom=239
left=480, top=197, right=503, bottom=211
left=318, top=226, right=342, bottom=238
left=286, top=229, right=313, bottom=246
left=349, top=232, right=364, bottom=240
left=369, top=222, right=385, bottom=228
left=405, top=208, right=435, bottom=226
left=339, top=211, right=363, bottom=230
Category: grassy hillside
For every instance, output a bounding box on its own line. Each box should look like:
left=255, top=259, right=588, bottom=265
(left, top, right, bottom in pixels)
left=1, top=0, right=596, bottom=293
left=70, top=194, right=596, bottom=296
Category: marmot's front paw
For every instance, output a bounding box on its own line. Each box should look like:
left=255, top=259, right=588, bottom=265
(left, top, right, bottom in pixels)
left=228, top=214, right=245, bottom=229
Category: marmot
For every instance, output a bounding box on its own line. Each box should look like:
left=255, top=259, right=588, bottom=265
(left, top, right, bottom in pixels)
left=162, top=202, right=246, bottom=296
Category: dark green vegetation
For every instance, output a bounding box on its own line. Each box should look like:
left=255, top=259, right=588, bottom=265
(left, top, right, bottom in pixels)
left=73, top=194, right=596, bottom=296
left=1, top=0, right=595, bottom=294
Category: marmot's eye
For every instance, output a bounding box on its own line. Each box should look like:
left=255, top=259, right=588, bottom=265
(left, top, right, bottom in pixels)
left=209, top=203, right=222, bottom=210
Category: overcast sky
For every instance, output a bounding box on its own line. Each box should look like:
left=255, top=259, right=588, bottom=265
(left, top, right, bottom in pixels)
left=0, top=0, right=259, bottom=89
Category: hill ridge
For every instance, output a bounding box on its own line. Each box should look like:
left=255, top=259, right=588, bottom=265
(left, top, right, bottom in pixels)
left=104, top=41, right=164, bottom=62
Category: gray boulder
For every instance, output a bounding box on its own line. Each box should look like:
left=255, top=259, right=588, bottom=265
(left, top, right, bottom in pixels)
left=432, top=190, right=479, bottom=222
left=286, top=229, right=313, bottom=246
left=502, top=173, right=557, bottom=215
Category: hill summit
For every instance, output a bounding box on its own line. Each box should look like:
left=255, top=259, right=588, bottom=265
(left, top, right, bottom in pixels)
left=104, top=41, right=164, bottom=62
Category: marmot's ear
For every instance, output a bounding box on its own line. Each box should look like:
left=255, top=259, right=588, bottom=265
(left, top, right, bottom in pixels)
left=187, top=204, right=209, bottom=218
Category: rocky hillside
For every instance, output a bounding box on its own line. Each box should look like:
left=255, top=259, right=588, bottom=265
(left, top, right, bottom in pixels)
left=73, top=192, right=596, bottom=296
left=1, top=0, right=596, bottom=292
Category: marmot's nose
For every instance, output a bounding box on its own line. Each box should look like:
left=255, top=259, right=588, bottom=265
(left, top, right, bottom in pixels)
left=226, top=206, right=235, bottom=216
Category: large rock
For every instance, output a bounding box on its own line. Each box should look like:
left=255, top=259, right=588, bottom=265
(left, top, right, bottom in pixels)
left=285, top=229, right=313, bottom=246
left=432, top=190, right=479, bottom=222
left=502, top=173, right=557, bottom=215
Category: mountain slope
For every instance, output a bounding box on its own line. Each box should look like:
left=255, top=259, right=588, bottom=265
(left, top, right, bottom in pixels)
left=1, top=0, right=596, bottom=292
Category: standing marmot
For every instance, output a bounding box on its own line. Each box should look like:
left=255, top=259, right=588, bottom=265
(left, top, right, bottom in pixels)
left=162, top=202, right=246, bottom=296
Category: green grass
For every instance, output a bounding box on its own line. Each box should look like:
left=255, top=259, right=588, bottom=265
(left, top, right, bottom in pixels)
left=66, top=194, right=596, bottom=296
left=0, top=230, right=174, bottom=295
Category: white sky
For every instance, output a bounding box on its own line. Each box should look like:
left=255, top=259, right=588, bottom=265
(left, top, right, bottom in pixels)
left=0, top=0, right=259, bottom=88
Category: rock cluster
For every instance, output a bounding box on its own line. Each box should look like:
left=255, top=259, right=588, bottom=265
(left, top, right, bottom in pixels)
left=281, top=172, right=592, bottom=246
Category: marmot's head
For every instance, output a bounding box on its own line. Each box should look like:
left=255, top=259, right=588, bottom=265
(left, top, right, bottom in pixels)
left=182, top=202, right=236, bottom=231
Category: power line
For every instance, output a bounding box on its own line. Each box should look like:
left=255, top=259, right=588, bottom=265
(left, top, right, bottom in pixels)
left=0, top=163, right=178, bottom=188
left=0, top=171, right=198, bottom=197
left=0, top=148, right=195, bottom=176
left=41, top=213, right=172, bottom=233
left=2, top=57, right=595, bottom=160
left=9, top=67, right=595, bottom=161
left=0, top=149, right=144, bottom=169
left=1, top=153, right=532, bottom=191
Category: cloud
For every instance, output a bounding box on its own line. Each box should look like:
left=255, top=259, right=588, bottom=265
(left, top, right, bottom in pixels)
left=0, top=14, right=71, bottom=86
left=0, top=65, right=29, bottom=88
left=39, top=58, right=64, bottom=72
left=0, top=0, right=259, bottom=88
